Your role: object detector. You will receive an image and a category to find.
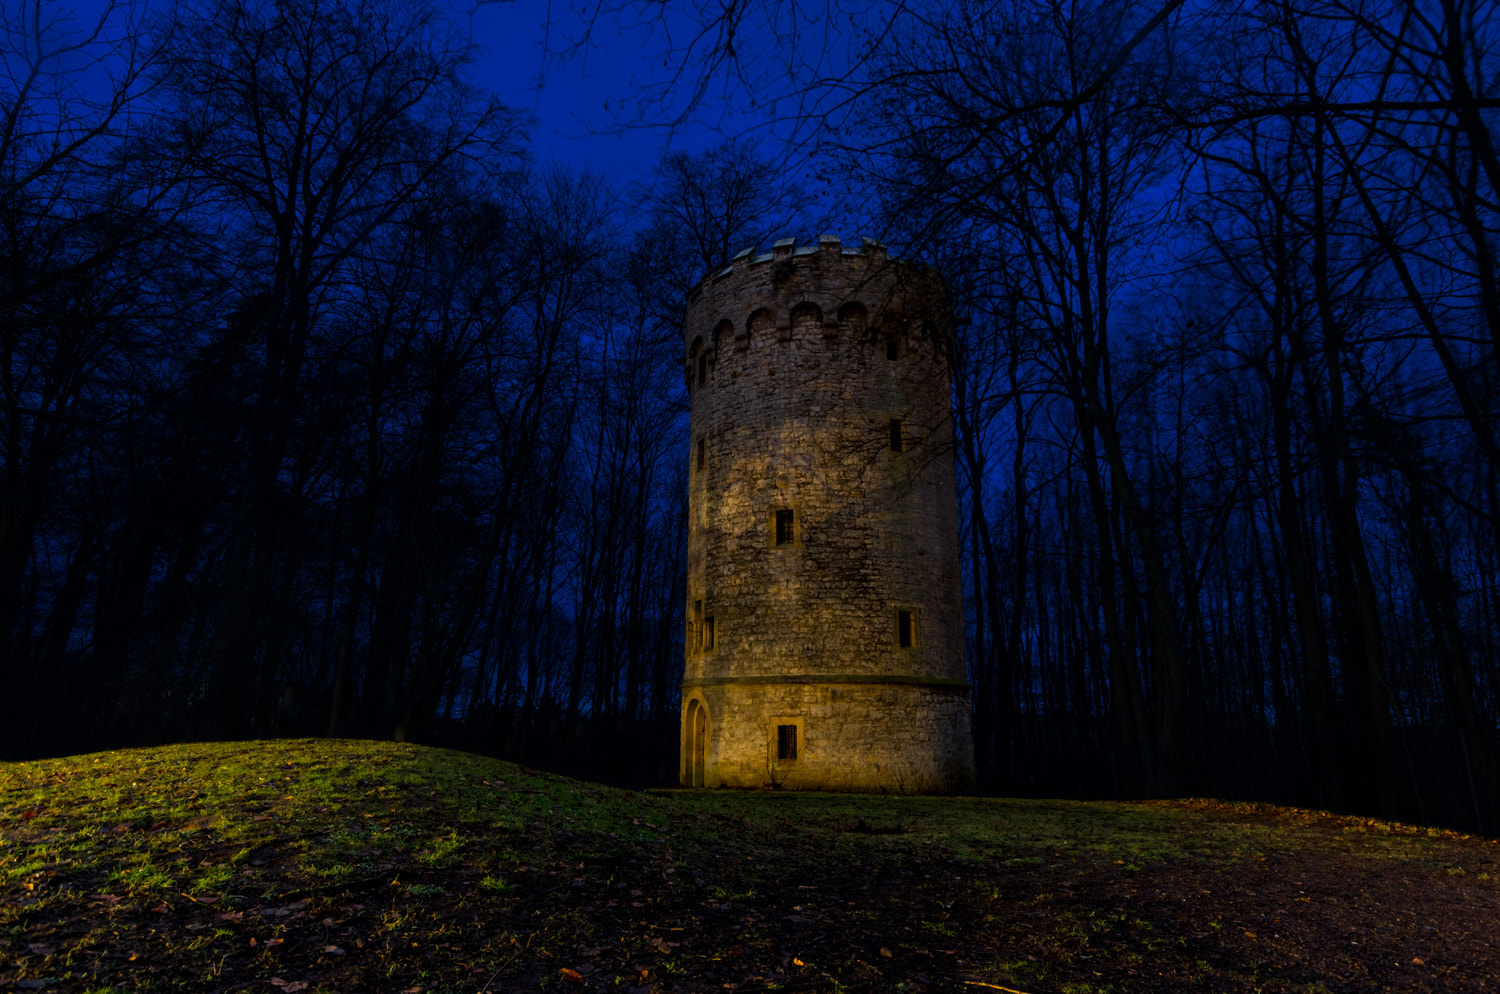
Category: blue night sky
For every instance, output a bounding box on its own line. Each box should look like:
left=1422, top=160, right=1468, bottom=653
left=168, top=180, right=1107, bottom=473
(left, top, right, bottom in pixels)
left=464, top=0, right=677, bottom=177
left=64, top=0, right=806, bottom=180
left=60, top=0, right=860, bottom=234
left=463, top=0, right=792, bottom=180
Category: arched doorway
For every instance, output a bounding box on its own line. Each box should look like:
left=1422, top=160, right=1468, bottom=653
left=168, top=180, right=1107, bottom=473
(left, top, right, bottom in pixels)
left=684, top=698, right=708, bottom=787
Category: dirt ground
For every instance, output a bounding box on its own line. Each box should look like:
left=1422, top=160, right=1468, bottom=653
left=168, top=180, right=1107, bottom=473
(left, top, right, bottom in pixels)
left=4, top=742, right=1499, bottom=993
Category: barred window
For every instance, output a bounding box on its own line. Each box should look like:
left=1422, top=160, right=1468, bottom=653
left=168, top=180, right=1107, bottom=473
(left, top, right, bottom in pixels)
left=775, top=509, right=795, bottom=546
left=777, top=725, right=798, bottom=762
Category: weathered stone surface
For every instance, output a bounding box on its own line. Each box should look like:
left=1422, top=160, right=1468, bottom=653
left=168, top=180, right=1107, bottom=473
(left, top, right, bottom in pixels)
left=680, top=236, right=976, bottom=793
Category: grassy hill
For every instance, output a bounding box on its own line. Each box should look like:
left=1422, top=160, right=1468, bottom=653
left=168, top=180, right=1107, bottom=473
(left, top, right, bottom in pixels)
left=2, top=740, right=1498, bottom=993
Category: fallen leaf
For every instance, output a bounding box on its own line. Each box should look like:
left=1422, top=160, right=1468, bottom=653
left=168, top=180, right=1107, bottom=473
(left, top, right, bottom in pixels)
left=266, top=937, right=285, bottom=947
left=1413, top=957, right=1425, bottom=965
left=323, top=945, right=345, bottom=955
left=880, top=947, right=893, bottom=958
left=27, top=943, right=58, bottom=955
left=793, top=957, right=805, bottom=967
left=560, top=967, right=584, bottom=984
left=150, top=903, right=170, bottom=914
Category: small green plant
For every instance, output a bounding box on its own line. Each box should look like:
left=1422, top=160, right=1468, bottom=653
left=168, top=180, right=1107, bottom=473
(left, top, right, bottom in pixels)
left=113, top=863, right=175, bottom=891
left=417, top=832, right=466, bottom=868
left=478, top=874, right=515, bottom=894
left=192, top=865, right=234, bottom=891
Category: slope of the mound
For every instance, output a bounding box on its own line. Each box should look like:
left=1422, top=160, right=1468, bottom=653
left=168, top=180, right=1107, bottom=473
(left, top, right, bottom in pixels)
left=2, top=739, right=1498, bottom=993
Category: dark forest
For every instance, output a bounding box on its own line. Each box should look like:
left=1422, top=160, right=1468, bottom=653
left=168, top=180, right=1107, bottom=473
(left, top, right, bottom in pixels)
left=3, top=0, right=1497, bottom=835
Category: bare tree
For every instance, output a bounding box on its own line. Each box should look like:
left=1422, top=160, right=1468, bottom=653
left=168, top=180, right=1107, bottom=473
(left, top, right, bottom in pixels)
left=0, top=0, right=190, bottom=753
left=864, top=0, right=1194, bottom=792
left=144, top=0, right=521, bottom=733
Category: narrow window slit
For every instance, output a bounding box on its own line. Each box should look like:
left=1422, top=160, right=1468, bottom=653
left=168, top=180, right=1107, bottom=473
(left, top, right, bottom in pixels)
left=897, top=609, right=915, bottom=648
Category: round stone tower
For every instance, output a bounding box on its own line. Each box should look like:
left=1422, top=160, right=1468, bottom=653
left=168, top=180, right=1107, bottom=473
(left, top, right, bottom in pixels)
left=680, top=235, right=975, bottom=793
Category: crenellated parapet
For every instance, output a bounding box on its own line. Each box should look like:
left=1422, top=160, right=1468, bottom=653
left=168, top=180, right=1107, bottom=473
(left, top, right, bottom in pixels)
left=683, top=236, right=949, bottom=382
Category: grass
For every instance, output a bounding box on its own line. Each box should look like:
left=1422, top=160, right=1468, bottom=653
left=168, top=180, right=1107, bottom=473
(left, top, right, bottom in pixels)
left=2, top=739, right=1498, bottom=992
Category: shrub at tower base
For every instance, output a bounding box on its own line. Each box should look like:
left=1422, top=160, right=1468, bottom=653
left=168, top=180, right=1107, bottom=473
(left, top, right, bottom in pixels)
left=680, top=236, right=975, bottom=793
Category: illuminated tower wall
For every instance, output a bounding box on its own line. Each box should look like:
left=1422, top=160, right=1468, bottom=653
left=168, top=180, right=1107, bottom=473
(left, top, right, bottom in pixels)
left=680, top=235, right=975, bottom=793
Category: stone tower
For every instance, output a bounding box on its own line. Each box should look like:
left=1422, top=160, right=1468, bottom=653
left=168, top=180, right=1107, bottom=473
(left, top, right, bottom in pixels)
left=680, top=235, right=975, bottom=793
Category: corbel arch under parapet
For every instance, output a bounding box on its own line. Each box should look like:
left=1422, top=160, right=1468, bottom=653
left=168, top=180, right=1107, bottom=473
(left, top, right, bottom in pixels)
left=870, top=308, right=911, bottom=357
left=688, top=334, right=706, bottom=389
left=789, top=301, right=823, bottom=340
left=746, top=308, right=775, bottom=350
left=710, top=319, right=733, bottom=352
left=838, top=302, right=869, bottom=341
left=709, top=320, right=734, bottom=371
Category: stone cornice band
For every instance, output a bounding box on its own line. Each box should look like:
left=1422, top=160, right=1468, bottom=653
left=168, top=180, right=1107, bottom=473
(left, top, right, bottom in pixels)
left=682, top=674, right=970, bottom=690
